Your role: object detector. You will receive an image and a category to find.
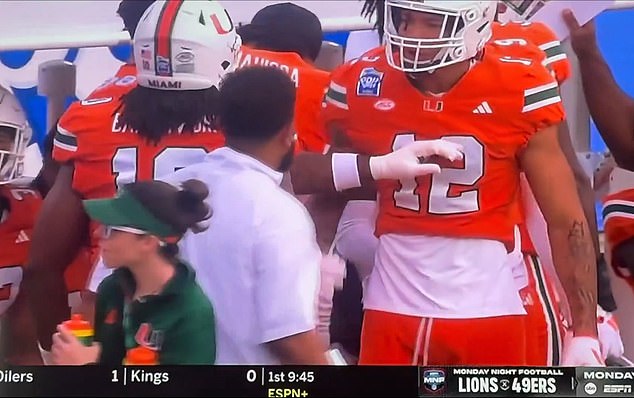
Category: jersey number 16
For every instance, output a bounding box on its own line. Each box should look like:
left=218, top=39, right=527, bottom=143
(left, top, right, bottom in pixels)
left=111, top=147, right=208, bottom=190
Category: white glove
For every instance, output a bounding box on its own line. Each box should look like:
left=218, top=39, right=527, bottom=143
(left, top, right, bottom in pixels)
left=317, top=254, right=347, bottom=345
left=561, top=336, right=605, bottom=366
left=597, top=306, right=625, bottom=361
left=38, top=342, right=54, bottom=365
left=320, top=254, right=346, bottom=291
left=369, top=139, right=464, bottom=181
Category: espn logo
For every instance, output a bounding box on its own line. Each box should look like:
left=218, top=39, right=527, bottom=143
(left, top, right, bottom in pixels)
left=604, top=385, right=632, bottom=393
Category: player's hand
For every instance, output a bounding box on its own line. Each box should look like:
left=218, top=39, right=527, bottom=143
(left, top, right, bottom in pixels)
left=562, top=9, right=599, bottom=59
left=369, top=139, right=464, bottom=181
left=597, top=306, right=625, bottom=361
left=51, top=324, right=101, bottom=365
left=561, top=336, right=605, bottom=366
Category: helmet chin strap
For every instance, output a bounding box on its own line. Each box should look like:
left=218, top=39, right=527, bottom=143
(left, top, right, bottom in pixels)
left=0, top=192, right=9, bottom=224
left=407, top=56, right=478, bottom=81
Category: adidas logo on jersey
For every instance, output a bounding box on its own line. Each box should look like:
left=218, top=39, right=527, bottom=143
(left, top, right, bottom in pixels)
left=472, top=101, right=493, bottom=114
left=15, top=230, right=30, bottom=244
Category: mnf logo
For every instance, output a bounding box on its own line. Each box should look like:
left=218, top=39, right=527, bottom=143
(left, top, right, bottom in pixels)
left=422, top=369, right=446, bottom=393
left=604, top=385, right=632, bottom=393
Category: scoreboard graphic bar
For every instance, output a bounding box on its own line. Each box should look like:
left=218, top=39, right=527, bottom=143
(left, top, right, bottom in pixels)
left=0, top=366, right=632, bottom=397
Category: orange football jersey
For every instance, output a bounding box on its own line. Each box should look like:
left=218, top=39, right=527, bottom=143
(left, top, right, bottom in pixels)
left=52, top=63, right=225, bottom=286
left=322, top=46, right=564, bottom=247
left=0, top=185, right=98, bottom=306
left=236, top=46, right=330, bottom=153
left=492, top=21, right=571, bottom=255
left=53, top=64, right=224, bottom=200
left=603, top=188, right=634, bottom=292
left=492, top=21, right=571, bottom=85
left=0, top=186, right=40, bottom=270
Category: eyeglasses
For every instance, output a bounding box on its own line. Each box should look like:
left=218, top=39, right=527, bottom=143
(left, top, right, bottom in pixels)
left=102, top=225, right=148, bottom=239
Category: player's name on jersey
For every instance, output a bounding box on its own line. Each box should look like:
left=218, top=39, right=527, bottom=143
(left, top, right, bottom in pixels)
left=236, top=52, right=300, bottom=88
left=111, top=113, right=216, bottom=134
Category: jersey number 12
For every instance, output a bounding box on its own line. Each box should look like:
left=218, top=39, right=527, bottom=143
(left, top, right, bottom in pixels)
left=392, top=134, right=484, bottom=215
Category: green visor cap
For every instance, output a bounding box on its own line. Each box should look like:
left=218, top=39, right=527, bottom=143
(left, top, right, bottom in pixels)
left=83, top=188, right=178, bottom=239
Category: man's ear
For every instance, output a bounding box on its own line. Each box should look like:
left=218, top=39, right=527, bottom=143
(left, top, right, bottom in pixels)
left=276, top=120, right=296, bottom=147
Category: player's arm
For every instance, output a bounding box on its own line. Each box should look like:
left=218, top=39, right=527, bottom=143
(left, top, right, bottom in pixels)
left=291, top=141, right=463, bottom=195
left=23, top=164, right=89, bottom=350
left=290, top=73, right=463, bottom=195
left=564, top=11, right=634, bottom=170
left=0, top=290, right=42, bottom=365
left=32, top=125, right=61, bottom=196
left=557, top=122, right=617, bottom=312
left=520, top=125, right=598, bottom=337
left=557, top=122, right=600, bottom=259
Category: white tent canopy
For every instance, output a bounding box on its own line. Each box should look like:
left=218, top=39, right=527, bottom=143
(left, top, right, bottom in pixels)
left=0, top=0, right=374, bottom=52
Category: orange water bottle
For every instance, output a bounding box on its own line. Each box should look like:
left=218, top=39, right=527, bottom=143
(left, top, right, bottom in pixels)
left=124, top=346, right=159, bottom=365
left=62, top=314, right=94, bottom=347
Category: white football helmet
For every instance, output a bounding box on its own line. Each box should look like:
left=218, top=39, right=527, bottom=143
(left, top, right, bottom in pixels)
left=134, top=0, right=241, bottom=91
left=0, top=87, right=32, bottom=185
left=384, top=0, right=497, bottom=73
left=498, top=1, right=548, bottom=23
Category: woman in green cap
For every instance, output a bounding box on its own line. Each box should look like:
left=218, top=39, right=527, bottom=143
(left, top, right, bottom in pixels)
left=50, top=179, right=215, bottom=365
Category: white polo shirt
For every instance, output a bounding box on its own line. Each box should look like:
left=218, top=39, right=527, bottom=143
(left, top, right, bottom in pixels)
left=162, top=147, right=321, bottom=365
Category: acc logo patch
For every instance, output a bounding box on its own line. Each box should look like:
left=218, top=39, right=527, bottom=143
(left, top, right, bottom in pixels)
left=175, top=51, right=195, bottom=73
left=374, top=99, right=395, bottom=111
left=356, top=67, right=383, bottom=97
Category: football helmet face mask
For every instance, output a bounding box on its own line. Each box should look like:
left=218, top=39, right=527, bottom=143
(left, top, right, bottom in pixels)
left=498, top=0, right=549, bottom=23
left=384, top=0, right=496, bottom=73
left=134, top=0, right=241, bottom=91
left=0, top=87, right=32, bottom=185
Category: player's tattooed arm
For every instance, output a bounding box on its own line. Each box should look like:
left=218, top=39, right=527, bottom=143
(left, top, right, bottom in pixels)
left=558, top=113, right=616, bottom=311
left=521, top=125, right=598, bottom=338
left=565, top=219, right=600, bottom=329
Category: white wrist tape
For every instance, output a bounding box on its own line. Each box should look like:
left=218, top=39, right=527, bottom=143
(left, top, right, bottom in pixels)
left=331, top=153, right=361, bottom=192
left=326, top=348, right=347, bottom=365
